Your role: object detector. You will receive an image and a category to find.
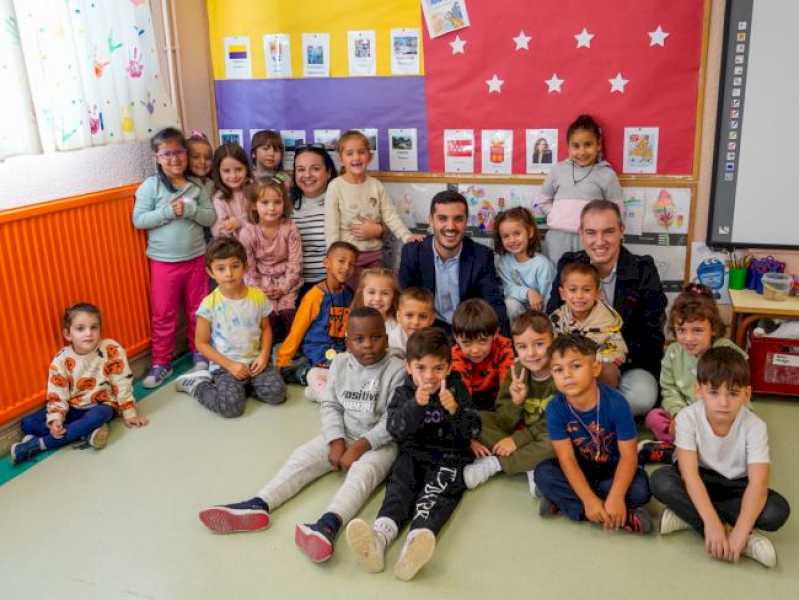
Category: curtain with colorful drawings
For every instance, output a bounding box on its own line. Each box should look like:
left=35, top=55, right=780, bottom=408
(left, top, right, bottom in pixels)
left=0, top=0, right=176, bottom=161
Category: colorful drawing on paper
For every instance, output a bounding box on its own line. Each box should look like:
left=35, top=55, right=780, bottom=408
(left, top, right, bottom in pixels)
left=383, top=182, right=447, bottom=228
left=622, top=191, right=645, bottom=236
left=642, top=188, right=690, bottom=234
left=458, top=184, right=541, bottom=231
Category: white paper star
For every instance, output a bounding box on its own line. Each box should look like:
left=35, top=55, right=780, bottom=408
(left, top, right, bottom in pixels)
left=545, top=73, right=564, bottom=93
left=450, top=35, right=466, bottom=55
left=513, top=31, right=532, bottom=51
left=609, top=72, right=629, bottom=93
left=575, top=27, right=595, bottom=48
left=486, top=74, right=504, bottom=93
left=648, top=25, right=670, bottom=47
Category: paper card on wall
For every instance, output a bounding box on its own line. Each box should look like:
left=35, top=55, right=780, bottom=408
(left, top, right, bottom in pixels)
left=390, top=29, right=420, bottom=75
left=219, top=129, right=243, bottom=146
left=643, top=188, right=691, bottom=234
left=526, top=129, right=557, bottom=173
left=280, top=130, right=306, bottom=171
left=303, top=33, right=330, bottom=78
left=621, top=189, right=646, bottom=236
left=458, top=184, right=541, bottom=231
left=348, top=31, right=377, bottom=77
left=481, top=130, right=513, bottom=174
left=314, top=128, right=341, bottom=169
left=444, top=129, right=474, bottom=173
left=224, top=37, right=252, bottom=79
left=383, top=182, right=446, bottom=228
left=355, top=128, right=380, bottom=170
left=623, top=127, right=659, bottom=174
left=263, top=34, right=292, bottom=78
left=689, top=242, right=730, bottom=304
left=421, top=0, right=470, bottom=38
left=388, top=128, right=418, bottom=171
left=636, top=243, right=688, bottom=287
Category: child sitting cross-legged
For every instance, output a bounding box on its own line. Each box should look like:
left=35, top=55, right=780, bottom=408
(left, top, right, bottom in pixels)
left=533, top=333, right=653, bottom=534
left=346, top=327, right=481, bottom=581
left=651, top=347, right=790, bottom=568
left=198, top=307, right=406, bottom=564
left=175, top=238, right=286, bottom=417
left=463, top=311, right=557, bottom=491
left=391, top=287, right=436, bottom=358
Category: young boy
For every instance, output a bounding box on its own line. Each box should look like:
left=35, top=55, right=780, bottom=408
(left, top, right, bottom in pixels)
left=175, top=238, right=286, bottom=417
left=550, top=262, right=627, bottom=387
left=277, top=241, right=359, bottom=401
left=533, top=333, right=652, bottom=534
left=651, top=347, right=790, bottom=568
left=389, top=287, right=436, bottom=357
left=198, top=307, right=406, bottom=563
left=464, top=311, right=556, bottom=491
left=346, top=327, right=481, bottom=581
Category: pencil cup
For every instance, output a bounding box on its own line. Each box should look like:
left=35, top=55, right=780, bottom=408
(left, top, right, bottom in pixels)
left=728, top=268, right=747, bottom=290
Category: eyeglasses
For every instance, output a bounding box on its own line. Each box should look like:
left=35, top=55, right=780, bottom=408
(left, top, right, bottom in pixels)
left=156, top=149, right=187, bottom=160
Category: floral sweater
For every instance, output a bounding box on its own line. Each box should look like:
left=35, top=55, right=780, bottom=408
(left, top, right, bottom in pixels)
left=451, top=335, right=515, bottom=411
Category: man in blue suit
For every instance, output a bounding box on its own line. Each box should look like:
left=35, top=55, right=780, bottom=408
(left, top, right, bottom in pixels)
left=398, top=190, right=509, bottom=335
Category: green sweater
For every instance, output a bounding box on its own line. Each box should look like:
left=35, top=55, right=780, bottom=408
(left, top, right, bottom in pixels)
left=660, top=337, right=747, bottom=417
left=495, top=359, right=557, bottom=449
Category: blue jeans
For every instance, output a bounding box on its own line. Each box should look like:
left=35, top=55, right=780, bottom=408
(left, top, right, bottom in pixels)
left=534, top=457, right=652, bottom=521
left=21, top=405, right=114, bottom=449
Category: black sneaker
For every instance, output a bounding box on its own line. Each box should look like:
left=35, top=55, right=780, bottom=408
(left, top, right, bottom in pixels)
left=295, top=521, right=337, bottom=563
left=538, top=496, right=560, bottom=518
left=198, top=497, right=270, bottom=534
left=637, top=440, right=675, bottom=465
left=624, top=507, right=653, bottom=535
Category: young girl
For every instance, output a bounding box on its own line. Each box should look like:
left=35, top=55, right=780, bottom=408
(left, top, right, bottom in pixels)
left=537, top=114, right=623, bottom=265
left=133, top=127, right=216, bottom=385
left=494, top=207, right=555, bottom=319
left=352, top=268, right=402, bottom=351
left=187, top=130, right=214, bottom=190
left=251, top=129, right=290, bottom=187
left=239, top=179, right=303, bottom=337
left=11, top=304, right=149, bottom=464
left=211, top=142, right=251, bottom=239
left=325, top=130, right=424, bottom=284
left=640, top=283, right=746, bottom=463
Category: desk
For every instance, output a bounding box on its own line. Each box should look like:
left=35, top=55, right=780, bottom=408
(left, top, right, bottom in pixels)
left=728, top=289, right=799, bottom=347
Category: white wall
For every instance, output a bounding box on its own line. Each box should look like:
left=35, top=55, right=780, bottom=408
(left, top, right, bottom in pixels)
left=0, top=142, right=154, bottom=210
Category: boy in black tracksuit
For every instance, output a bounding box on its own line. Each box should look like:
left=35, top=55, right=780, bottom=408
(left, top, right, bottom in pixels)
left=346, top=327, right=481, bottom=581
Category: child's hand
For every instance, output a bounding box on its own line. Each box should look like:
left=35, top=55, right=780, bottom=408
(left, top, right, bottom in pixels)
left=124, top=415, right=150, bottom=428
left=668, top=418, right=676, bottom=437
left=48, top=420, right=66, bottom=439
left=223, top=217, right=240, bottom=232
left=603, top=494, right=626, bottom=531
left=727, top=525, right=749, bottom=562
left=704, top=520, right=731, bottom=561
left=470, top=439, right=492, bottom=458
left=249, top=353, right=269, bottom=376
left=171, top=199, right=184, bottom=217
left=349, top=217, right=382, bottom=241
left=228, top=361, right=251, bottom=380
left=406, top=234, right=426, bottom=243
left=438, top=379, right=457, bottom=415
left=492, top=436, right=517, bottom=457
left=509, top=366, right=528, bottom=406
left=583, top=496, right=611, bottom=526
left=526, top=288, right=544, bottom=311
left=328, top=439, right=347, bottom=470
left=339, top=438, right=371, bottom=470
left=415, top=386, right=431, bottom=406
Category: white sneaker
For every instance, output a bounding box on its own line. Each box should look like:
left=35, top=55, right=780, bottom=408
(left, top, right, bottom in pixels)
left=463, top=456, right=502, bottom=490
left=175, top=370, right=212, bottom=395
left=393, top=529, right=436, bottom=581
left=659, top=508, right=691, bottom=535
left=303, top=385, right=320, bottom=403
left=346, top=518, right=385, bottom=573
left=743, top=531, right=777, bottom=568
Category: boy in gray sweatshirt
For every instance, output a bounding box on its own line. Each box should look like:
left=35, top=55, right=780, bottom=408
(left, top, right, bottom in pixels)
left=198, top=307, right=405, bottom=564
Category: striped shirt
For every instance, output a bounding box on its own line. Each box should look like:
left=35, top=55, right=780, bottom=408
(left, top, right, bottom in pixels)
left=294, top=194, right=327, bottom=283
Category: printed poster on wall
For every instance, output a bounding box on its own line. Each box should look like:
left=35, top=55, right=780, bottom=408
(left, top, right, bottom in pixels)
left=224, top=36, right=252, bottom=79
left=444, top=129, right=474, bottom=173
left=481, top=129, right=513, bottom=174
left=348, top=31, right=377, bottom=77
left=355, top=128, right=380, bottom=170
left=302, top=33, right=330, bottom=78
left=390, top=28, right=420, bottom=75
left=314, top=128, right=341, bottom=169
left=623, top=127, right=659, bottom=174
left=263, top=34, right=291, bottom=78
left=421, top=0, right=470, bottom=38
left=526, top=129, right=557, bottom=173
left=280, top=130, right=306, bottom=171
left=389, top=128, right=418, bottom=171
left=219, top=129, right=244, bottom=146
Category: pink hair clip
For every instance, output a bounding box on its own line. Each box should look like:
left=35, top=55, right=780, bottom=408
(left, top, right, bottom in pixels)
left=189, top=129, right=209, bottom=141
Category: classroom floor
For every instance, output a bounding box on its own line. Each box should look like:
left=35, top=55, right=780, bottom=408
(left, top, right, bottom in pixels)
left=1, top=372, right=797, bottom=600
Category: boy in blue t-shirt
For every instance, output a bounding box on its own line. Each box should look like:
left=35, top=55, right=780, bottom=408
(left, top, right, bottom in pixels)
left=534, top=334, right=652, bottom=533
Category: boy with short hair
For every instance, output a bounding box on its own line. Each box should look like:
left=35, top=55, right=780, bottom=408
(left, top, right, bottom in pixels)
left=390, top=287, right=436, bottom=358
left=346, top=327, right=481, bottom=581
left=651, top=346, right=790, bottom=568
left=277, top=241, right=359, bottom=400
left=175, top=238, right=286, bottom=417
left=464, top=311, right=556, bottom=491
left=533, top=334, right=652, bottom=534
left=198, top=307, right=406, bottom=564
left=550, top=262, right=627, bottom=387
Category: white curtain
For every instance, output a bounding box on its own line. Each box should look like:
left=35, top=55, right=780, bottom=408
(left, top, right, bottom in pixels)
left=0, top=0, right=177, bottom=161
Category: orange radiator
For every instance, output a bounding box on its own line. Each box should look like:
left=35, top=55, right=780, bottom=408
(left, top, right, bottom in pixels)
left=0, top=184, right=151, bottom=424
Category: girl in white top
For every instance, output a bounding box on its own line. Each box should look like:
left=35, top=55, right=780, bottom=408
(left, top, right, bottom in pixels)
left=351, top=268, right=403, bottom=353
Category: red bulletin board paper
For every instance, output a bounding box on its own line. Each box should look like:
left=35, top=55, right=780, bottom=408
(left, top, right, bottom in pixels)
left=423, top=0, right=705, bottom=175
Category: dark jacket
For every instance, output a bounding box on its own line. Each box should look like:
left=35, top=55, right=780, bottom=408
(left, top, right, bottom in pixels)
left=398, top=235, right=509, bottom=335
left=546, top=246, right=667, bottom=379
left=387, top=372, right=481, bottom=461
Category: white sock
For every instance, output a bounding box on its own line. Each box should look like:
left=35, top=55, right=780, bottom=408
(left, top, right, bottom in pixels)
left=373, top=516, right=398, bottom=548
left=527, top=469, right=537, bottom=498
